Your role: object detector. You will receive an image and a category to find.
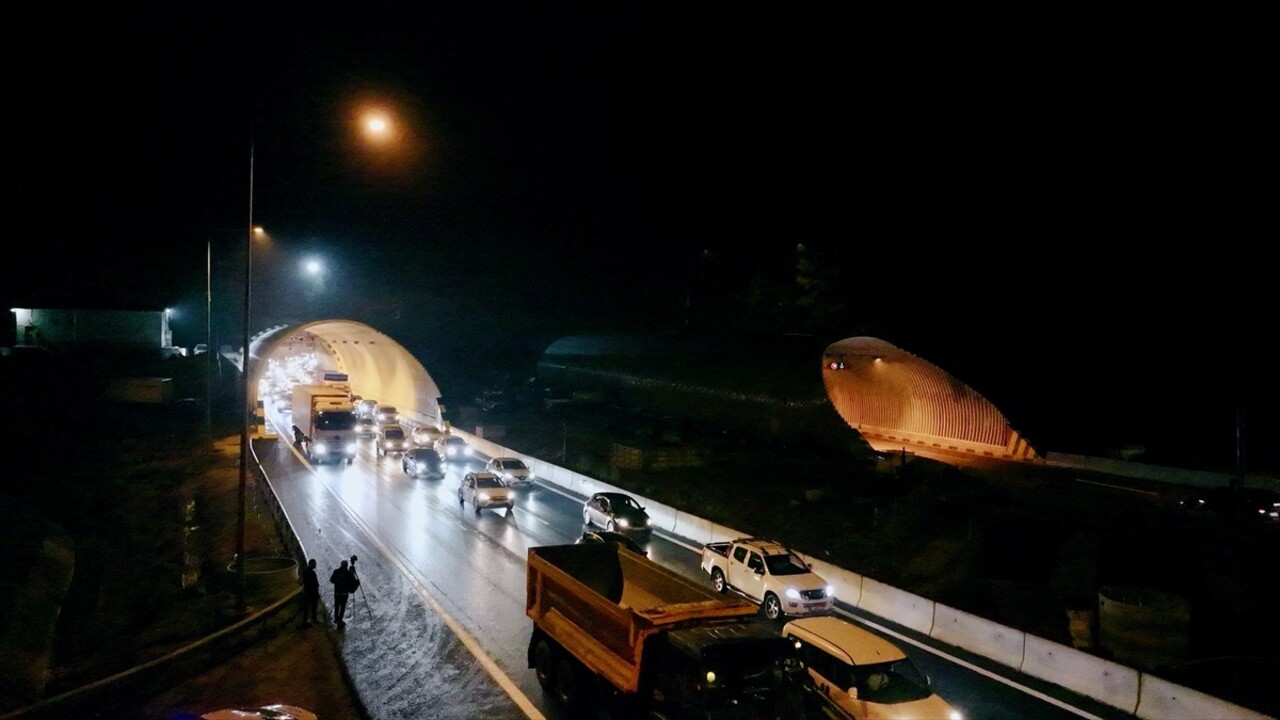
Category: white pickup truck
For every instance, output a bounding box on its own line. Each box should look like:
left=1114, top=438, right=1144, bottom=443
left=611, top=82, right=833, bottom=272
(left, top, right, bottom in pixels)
left=700, top=537, right=835, bottom=620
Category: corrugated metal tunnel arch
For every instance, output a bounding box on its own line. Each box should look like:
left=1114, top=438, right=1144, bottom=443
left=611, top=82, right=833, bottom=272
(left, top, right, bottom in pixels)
left=823, top=337, right=1037, bottom=461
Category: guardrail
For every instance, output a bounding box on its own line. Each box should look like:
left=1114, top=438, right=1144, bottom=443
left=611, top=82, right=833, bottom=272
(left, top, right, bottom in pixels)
left=456, top=429, right=1274, bottom=720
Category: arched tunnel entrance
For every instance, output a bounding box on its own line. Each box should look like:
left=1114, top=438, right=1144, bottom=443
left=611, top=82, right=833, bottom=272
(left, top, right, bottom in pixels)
left=822, top=337, right=1038, bottom=461
left=248, top=320, right=445, bottom=429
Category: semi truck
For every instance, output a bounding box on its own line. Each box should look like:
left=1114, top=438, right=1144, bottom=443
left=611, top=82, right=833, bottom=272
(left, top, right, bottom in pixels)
left=291, top=384, right=358, bottom=465
left=526, top=543, right=806, bottom=719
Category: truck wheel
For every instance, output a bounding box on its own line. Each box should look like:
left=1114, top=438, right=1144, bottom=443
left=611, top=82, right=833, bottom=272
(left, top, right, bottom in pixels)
left=763, top=593, right=782, bottom=621
left=552, top=655, right=584, bottom=710
left=533, top=640, right=555, bottom=691
left=711, top=568, right=728, bottom=594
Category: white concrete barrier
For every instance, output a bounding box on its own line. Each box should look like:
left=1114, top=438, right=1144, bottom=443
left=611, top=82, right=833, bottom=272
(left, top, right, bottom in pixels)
left=538, top=462, right=576, bottom=493
left=931, top=603, right=1026, bottom=670
left=671, top=512, right=719, bottom=545
left=810, top=560, right=863, bottom=608
left=1136, top=673, right=1272, bottom=720
left=1022, top=633, right=1140, bottom=715
left=642, top=499, right=680, bottom=534
left=858, top=578, right=935, bottom=635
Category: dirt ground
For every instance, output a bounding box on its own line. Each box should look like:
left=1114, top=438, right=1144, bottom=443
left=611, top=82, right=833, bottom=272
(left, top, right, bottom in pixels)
left=3, top=421, right=368, bottom=720
left=136, top=619, right=367, bottom=720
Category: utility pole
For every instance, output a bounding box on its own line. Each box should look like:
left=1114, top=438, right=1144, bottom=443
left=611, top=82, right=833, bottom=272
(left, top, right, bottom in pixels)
left=1232, top=371, right=1246, bottom=494
left=236, top=139, right=255, bottom=613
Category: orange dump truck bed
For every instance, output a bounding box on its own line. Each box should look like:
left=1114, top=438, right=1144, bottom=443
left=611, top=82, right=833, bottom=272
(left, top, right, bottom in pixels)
left=526, top=543, right=760, bottom=693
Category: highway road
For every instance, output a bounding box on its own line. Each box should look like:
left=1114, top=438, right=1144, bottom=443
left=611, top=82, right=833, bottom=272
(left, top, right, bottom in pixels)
left=258, top=405, right=1141, bottom=720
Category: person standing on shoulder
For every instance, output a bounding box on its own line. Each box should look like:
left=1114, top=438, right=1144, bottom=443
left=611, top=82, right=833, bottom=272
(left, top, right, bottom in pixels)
left=301, top=558, right=321, bottom=626
left=330, top=559, right=355, bottom=628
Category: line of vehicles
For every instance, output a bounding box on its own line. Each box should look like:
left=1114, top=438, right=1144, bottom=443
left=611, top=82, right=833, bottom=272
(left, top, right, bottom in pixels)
left=529, top=501, right=961, bottom=719
left=283, top=375, right=963, bottom=718
left=527, top=540, right=963, bottom=720
left=285, top=379, right=550, bottom=517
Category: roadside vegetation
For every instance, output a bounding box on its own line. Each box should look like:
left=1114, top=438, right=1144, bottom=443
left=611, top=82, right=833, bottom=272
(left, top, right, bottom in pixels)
left=1, top=352, right=297, bottom=713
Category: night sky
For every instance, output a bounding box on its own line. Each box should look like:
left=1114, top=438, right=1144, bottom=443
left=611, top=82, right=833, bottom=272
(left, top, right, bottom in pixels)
left=9, top=6, right=1272, bottom=472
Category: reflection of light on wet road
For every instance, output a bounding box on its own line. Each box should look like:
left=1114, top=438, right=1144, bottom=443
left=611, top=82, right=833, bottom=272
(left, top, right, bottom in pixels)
left=403, top=478, right=432, bottom=560
left=281, top=435, right=545, bottom=719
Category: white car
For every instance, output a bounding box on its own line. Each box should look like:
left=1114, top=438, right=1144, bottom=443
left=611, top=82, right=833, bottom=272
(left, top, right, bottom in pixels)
left=485, top=456, right=533, bottom=486
left=458, top=471, right=513, bottom=514
left=375, top=424, right=410, bottom=456
left=374, top=404, right=399, bottom=424
left=411, top=424, right=444, bottom=447
left=354, top=398, right=378, bottom=419
left=783, top=616, right=962, bottom=720
left=434, top=435, right=473, bottom=461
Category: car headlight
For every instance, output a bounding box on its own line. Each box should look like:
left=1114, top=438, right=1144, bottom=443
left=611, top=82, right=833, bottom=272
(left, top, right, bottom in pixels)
left=478, top=492, right=490, bottom=502
left=785, top=588, right=801, bottom=600
left=949, top=711, right=964, bottom=720
left=616, top=518, right=630, bottom=528
left=315, top=442, right=329, bottom=454
left=826, top=585, right=835, bottom=599
left=345, top=443, right=357, bottom=453
left=463, top=447, right=473, bottom=456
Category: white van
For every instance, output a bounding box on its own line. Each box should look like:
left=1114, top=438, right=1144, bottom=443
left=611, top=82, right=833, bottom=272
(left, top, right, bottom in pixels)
left=782, top=616, right=962, bottom=720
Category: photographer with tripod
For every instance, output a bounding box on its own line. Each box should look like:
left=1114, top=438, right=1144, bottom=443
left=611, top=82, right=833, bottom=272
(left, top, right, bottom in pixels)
left=329, top=558, right=360, bottom=629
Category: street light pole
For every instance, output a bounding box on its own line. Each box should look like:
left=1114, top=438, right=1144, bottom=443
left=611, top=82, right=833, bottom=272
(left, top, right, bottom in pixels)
left=205, top=240, right=212, bottom=435
left=237, top=138, right=255, bottom=613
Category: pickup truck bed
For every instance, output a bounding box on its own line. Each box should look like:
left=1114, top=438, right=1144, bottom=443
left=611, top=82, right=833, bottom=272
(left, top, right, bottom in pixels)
left=703, top=541, right=732, bottom=558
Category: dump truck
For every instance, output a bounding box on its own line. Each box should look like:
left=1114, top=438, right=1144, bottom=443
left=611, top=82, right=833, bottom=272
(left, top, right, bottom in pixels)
left=526, top=543, right=805, bottom=719
left=291, top=384, right=357, bottom=464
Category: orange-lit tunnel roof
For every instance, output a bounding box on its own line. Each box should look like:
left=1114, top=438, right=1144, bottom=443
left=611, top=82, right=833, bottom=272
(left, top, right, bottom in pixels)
left=823, top=337, right=1038, bottom=461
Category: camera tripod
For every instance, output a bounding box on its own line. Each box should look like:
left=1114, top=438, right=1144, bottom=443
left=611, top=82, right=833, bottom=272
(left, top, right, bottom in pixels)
left=349, top=554, right=374, bottom=625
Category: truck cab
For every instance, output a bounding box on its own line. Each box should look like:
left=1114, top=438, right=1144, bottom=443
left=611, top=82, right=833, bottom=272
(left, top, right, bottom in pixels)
left=291, top=384, right=358, bottom=465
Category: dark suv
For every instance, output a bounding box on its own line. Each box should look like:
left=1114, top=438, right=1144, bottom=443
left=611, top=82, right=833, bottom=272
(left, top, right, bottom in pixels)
left=402, top=447, right=443, bottom=478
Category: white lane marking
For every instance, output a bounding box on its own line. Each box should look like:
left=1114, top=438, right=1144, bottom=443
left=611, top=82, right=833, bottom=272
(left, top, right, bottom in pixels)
left=273, top=420, right=546, bottom=720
